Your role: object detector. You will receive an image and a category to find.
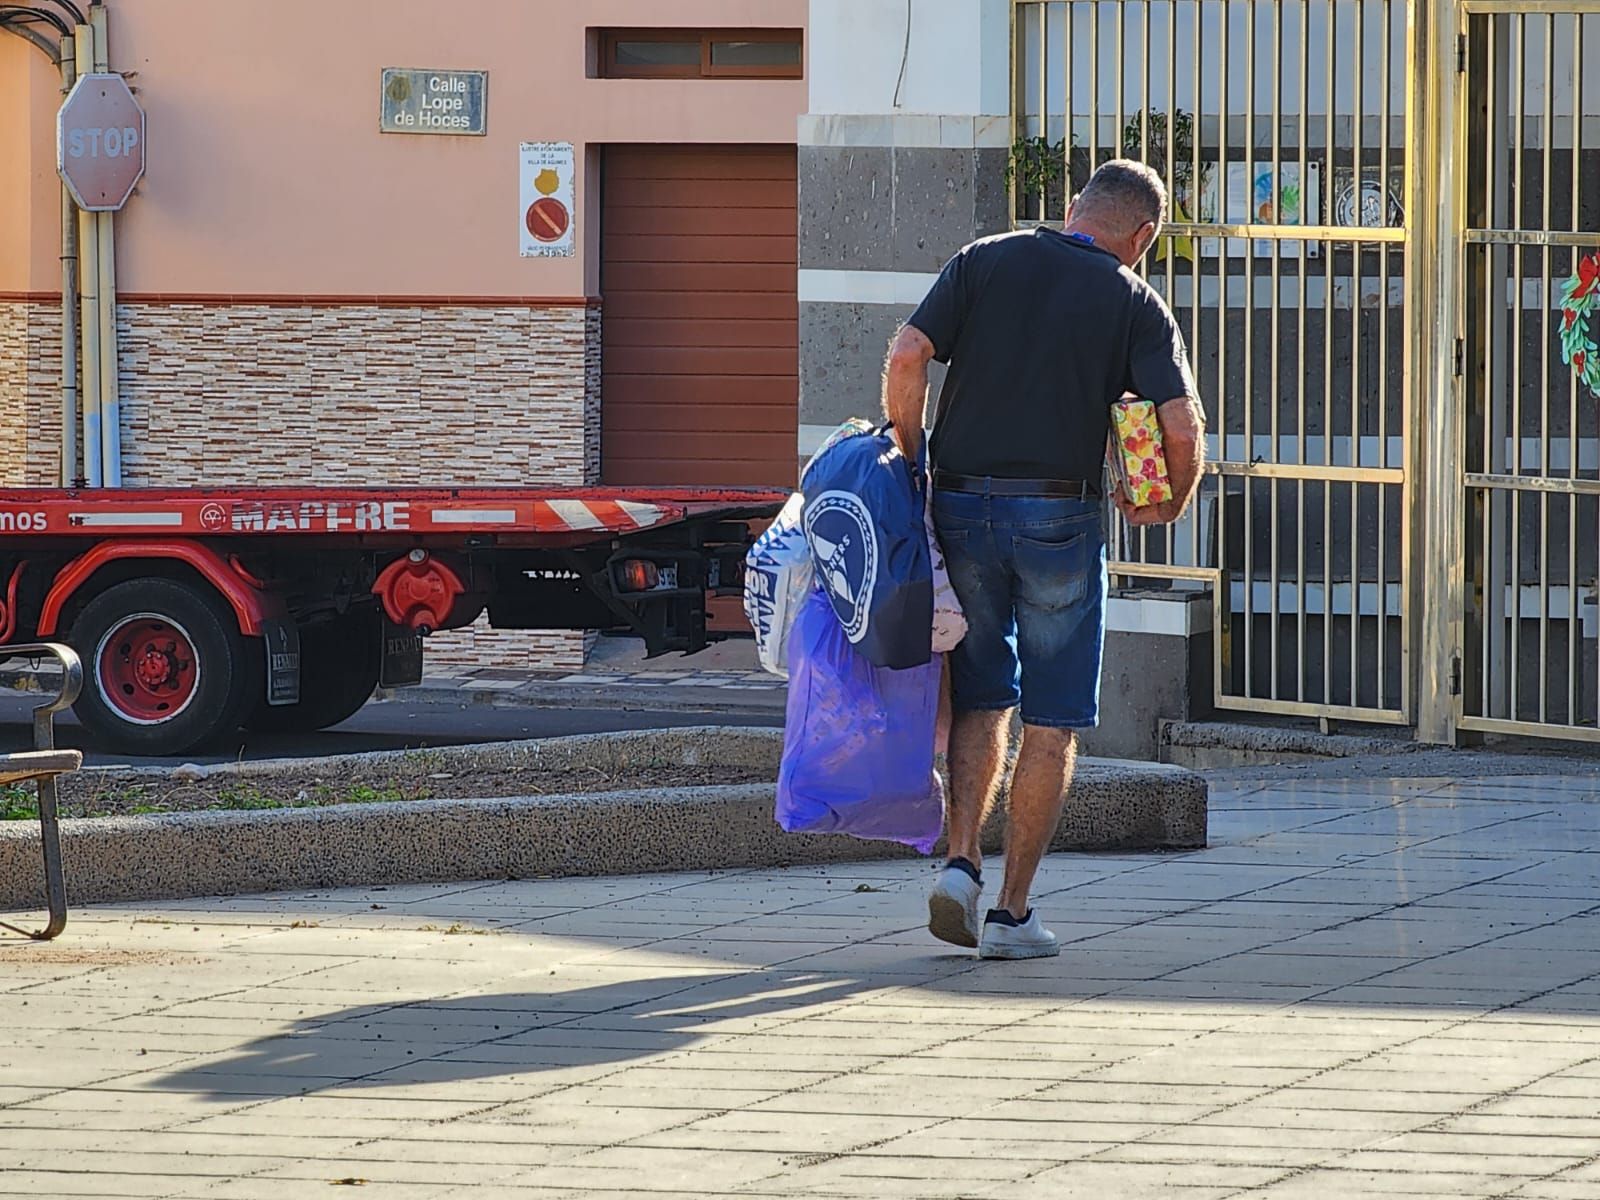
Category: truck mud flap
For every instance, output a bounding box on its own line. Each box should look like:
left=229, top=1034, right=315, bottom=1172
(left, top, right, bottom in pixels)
left=381, top=621, right=424, bottom=688
left=261, top=618, right=301, bottom=706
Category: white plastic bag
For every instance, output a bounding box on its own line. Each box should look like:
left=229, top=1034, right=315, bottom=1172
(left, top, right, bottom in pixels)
left=925, top=488, right=968, bottom=654
left=802, top=417, right=876, bottom=485
left=744, top=492, right=814, bottom=678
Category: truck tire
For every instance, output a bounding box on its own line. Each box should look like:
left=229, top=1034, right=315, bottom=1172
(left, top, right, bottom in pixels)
left=71, top=577, right=259, bottom=757
left=248, top=609, right=381, bottom=734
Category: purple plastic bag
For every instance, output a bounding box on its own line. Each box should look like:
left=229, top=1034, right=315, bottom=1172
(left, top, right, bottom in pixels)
left=775, top=588, right=944, bottom=853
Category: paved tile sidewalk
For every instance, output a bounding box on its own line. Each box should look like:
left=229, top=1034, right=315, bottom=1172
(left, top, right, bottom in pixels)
left=6, top=767, right=1600, bottom=1198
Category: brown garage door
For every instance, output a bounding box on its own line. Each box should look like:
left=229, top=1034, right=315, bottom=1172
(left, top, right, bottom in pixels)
left=601, top=145, right=798, bottom=488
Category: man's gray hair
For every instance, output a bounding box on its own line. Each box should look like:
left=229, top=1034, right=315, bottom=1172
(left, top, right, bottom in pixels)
left=1073, top=159, right=1168, bottom=233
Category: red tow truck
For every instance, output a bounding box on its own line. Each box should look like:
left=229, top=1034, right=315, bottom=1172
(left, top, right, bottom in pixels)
left=0, top=485, right=785, bottom=755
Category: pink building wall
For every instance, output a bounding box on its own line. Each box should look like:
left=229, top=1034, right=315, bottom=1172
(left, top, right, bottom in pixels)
left=0, top=37, right=60, bottom=292
left=2, top=0, right=805, bottom=300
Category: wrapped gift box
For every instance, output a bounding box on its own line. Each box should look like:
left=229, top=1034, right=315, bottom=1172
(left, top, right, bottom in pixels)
left=1108, top=398, right=1172, bottom=507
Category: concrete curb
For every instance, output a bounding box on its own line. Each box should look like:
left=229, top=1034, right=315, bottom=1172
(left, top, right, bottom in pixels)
left=0, top=758, right=1207, bottom=907
left=377, top=679, right=788, bottom=716
left=136, top=726, right=787, bottom=785
left=1161, top=719, right=1422, bottom=768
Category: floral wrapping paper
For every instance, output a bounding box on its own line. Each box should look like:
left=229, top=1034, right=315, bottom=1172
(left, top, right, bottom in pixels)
left=1108, top=399, right=1172, bottom=507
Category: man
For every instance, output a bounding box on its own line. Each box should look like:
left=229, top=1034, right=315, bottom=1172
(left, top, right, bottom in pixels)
left=882, top=159, right=1206, bottom=960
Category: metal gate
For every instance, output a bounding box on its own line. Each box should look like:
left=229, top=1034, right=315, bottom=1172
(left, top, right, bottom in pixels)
left=1014, top=0, right=1417, bottom=726
left=1458, top=3, right=1600, bottom=740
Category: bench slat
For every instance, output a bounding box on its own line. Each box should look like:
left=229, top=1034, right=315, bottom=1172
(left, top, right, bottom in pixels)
left=0, top=750, right=83, bottom=787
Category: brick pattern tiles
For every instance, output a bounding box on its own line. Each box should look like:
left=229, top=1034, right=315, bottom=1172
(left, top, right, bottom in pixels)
left=1, top=300, right=599, bottom=668
left=0, top=301, right=65, bottom=486
left=114, top=303, right=591, bottom=488
left=426, top=624, right=595, bottom=673
left=6, top=764, right=1600, bottom=1198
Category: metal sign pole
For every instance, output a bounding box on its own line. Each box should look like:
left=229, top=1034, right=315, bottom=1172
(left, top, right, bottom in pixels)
left=58, top=33, right=79, bottom=488
left=90, top=5, right=121, bottom=487
left=1414, top=0, right=1466, bottom=745
left=73, top=22, right=102, bottom=488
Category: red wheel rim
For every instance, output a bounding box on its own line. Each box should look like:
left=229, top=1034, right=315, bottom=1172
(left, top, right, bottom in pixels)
left=95, top=614, right=201, bottom=725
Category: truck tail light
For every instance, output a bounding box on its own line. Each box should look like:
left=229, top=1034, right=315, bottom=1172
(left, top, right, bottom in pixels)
left=617, top=559, right=660, bottom=593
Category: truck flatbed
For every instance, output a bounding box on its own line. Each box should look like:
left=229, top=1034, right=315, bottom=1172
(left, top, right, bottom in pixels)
left=0, top=486, right=786, bottom=540
left=0, top=484, right=787, bottom=754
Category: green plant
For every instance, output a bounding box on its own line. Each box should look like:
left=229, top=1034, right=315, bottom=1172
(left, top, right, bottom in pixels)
left=339, top=782, right=429, bottom=805
left=344, top=784, right=394, bottom=804
left=1006, top=134, right=1094, bottom=222
left=0, top=784, right=37, bottom=821
left=213, top=784, right=283, bottom=811
left=88, top=784, right=151, bottom=810
left=402, top=748, right=450, bottom=772
left=1005, top=134, right=1068, bottom=200
left=1122, top=109, right=1197, bottom=186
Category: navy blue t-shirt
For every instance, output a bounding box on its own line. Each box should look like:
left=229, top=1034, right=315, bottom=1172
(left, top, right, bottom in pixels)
left=907, top=227, right=1197, bottom=482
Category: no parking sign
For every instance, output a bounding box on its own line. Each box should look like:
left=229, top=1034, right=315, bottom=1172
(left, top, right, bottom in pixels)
left=520, top=142, right=575, bottom=258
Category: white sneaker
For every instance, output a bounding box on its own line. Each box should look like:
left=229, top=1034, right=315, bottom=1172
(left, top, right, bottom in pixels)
left=927, top=861, right=983, bottom=948
left=978, top=909, right=1059, bottom=959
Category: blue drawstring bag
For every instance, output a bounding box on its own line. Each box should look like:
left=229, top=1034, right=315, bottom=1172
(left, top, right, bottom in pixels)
left=776, top=588, right=944, bottom=853
left=801, top=424, right=933, bottom=670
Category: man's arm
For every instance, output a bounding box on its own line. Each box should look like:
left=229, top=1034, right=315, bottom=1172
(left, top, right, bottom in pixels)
left=1117, top=395, right=1207, bottom=527
left=1157, top=394, right=1207, bottom=517
left=882, top=324, right=937, bottom=461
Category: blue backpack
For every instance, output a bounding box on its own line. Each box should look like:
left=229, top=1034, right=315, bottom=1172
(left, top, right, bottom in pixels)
left=800, top=424, right=933, bottom=670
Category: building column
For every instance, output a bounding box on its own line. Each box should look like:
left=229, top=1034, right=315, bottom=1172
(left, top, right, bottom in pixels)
left=798, top=0, right=1012, bottom=463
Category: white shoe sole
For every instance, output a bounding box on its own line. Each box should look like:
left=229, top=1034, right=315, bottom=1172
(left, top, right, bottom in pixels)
left=927, top=890, right=979, bottom=949
left=978, top=938, right=1060, bottom=960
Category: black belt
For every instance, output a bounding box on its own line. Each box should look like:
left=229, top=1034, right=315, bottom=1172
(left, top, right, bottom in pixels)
left=933, top=471, right=1100, bottom=500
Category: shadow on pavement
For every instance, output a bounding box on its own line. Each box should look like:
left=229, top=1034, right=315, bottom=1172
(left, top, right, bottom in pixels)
left=147, top=969, right=877, bottom=1102
left=145, top=915, right=1600, bottom=1104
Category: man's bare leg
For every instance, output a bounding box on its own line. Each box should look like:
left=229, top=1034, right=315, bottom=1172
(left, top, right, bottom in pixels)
left=944, top=708, right=1011, bottom=868
left=995, top=725, right=1077, bottom=919
left=927, top=707, right=1011, bottom=947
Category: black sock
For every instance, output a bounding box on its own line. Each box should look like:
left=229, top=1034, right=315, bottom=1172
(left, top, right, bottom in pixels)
left=985, top=907, right=1033, bottom=927
left=944, top=856, right=982, bottom=886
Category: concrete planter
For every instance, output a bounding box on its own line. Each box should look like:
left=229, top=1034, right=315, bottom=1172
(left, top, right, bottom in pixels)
left=0, top=729, right=1206, bottom=908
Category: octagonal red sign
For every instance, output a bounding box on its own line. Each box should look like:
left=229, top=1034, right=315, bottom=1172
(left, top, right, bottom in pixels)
left=57, top=72, right=146, bottom=212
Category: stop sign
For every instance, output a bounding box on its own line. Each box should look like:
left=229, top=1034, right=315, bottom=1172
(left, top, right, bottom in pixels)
left=57, top=72, right=146, bottom=212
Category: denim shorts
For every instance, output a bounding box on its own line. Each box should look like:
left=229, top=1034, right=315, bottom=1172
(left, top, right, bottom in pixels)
left=932, top=489, right=1108, bottom=729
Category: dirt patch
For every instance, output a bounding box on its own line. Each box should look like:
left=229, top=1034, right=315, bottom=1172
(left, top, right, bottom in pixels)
left=0, top=947, right=212, bottom=967
left=3, top=762, right=776, bottom=820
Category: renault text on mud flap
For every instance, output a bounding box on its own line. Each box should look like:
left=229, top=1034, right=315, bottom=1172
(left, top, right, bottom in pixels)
left=229, top=500, right=412, bottom=532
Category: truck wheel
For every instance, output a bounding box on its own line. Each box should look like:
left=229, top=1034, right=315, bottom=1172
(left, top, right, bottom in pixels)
left=248, top=609, right=381, bottom=734
left=72, top=578, right=259, bottom=757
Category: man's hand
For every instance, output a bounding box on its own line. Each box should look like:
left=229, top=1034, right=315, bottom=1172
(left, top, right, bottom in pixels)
left=1147, top=395, right=1207, bottom=522
left=1114, top=492, right=1181, bottom=526
left=1112, top=395, right=1204, bottom=527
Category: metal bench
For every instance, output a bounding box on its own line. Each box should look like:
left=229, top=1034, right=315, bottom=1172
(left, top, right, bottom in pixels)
left=0, top=643, right=83, bottom=941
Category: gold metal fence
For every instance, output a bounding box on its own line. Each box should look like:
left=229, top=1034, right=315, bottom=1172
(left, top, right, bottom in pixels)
left=1014, top=0, right=1416, bottom=726
left=1459, top=2, right=1600, bottom=740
